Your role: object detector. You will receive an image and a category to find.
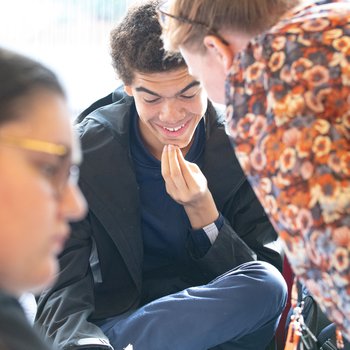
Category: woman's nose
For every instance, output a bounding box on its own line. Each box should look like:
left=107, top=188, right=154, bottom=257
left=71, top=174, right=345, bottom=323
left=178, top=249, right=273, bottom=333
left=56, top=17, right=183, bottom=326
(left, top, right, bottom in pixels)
left=60, top=183, right=87, bottom=222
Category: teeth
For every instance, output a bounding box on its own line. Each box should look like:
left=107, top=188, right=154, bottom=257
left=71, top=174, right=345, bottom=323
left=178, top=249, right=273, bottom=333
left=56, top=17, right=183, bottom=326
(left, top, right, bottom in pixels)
left=164, top=124, right=185, bottom=132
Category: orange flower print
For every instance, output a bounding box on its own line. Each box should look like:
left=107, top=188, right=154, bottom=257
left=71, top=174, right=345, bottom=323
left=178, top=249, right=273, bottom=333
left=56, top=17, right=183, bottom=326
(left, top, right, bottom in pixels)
left=312, top=135, right=332, bottom=158
left=341, top=60, right=350, bottom=86
left=340, top=152, right=350, bottom=175
left=314, top=119, right=331, bottom=135
left=333, top=226, right=350, bottom=248
left=271, top=92, right=305, bottom=126
left=245, top=62, right=265, bottom=83
left=296, top=127, right=316, bottom=158
left=282, top=127, right=301, bottom=147
left=333, top=35, right=350, bottom=54
left=328, top=152, right=342, bottom=174
left=337, top=110, right=350, bottom=140
left=280, top=65, right=293, bottom=84
left=283, top=238, right=309, bottom=274
left=308, top=230, right=330, bottom=267
left=323, top=28, right=343, bottom=43
left=268, top=51, right=286, bottom=72
left=279, top=204, right=299, bottom=232
left=329, top=51, right=348, bottom=68
left=235, top=150, right=251, bottom=174
left=225, top=0, right=350, bottom=339
left=332, top=247, right=350, bottom=273
left=249, top=115, right=267, bottom=140
left=310, top=175, right=341, bottom=223
left=260, top=177, right=272, bottom=194
left=262, top=130, right=286, bottom=167
left=273, top=171, right=292, bottom=188
left=334, top=186, right=350, bottom=219
left=250, top=147, right=267, bottom=171
left=253, top=43, right=263, bottom=61
left=235, top=113, right=255, bottom=139
left=234, top=143, right=253, bottom=173
left=296, top=208, right=314, bottom=236
left=301, top=18, right=330, bottom=32
left=300, top=161, right=314, bottom=180
left=303, top=65, right=330, bottom=88
left=49, top=0, right=350, bottom=339
left=343, top=110, right=350, bottom=129
left=225, top=105, right=234, bottom=126
left=288, top=187, right=312, bottom=208
left=271, top=36, right=287, bottom=51
left=332, top=271, right=349, bottom=288
left=279, top=147, right=297, bottom=173
left=291, top=57, right=313, bottom=81
left=263, top=195, right=278, bottom=216
left=304, top=90, right=325, bottom=113
left=297, top=34, right=312, bottom=47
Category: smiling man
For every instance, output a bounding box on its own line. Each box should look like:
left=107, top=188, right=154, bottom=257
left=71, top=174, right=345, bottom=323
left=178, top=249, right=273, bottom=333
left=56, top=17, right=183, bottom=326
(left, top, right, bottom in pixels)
left=35, top=1, right=287, bottom=350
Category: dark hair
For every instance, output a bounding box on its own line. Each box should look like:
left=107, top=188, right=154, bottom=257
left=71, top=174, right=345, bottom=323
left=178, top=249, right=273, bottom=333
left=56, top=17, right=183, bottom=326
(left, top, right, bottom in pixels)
left=110, top=0, right=186, bottom=85
left=0, top=47, right=65, bottom=125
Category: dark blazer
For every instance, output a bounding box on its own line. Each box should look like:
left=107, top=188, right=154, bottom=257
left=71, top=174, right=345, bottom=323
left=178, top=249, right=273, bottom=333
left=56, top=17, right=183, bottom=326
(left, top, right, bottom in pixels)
left=36, top=87, right=282, bottom=350
left=0, top=291, right=51, bottom=350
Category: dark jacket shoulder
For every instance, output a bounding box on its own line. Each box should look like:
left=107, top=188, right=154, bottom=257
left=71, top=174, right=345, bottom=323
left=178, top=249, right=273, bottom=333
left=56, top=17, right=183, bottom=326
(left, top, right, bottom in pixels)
left=0, top=291, right=52, bottom=350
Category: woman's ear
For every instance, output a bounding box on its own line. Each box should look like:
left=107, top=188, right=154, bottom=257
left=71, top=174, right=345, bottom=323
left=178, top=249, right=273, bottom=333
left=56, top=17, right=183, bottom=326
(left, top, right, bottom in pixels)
left=203, top=35, right=234, bottom=73
left=124, top=85, right=133, bottom=96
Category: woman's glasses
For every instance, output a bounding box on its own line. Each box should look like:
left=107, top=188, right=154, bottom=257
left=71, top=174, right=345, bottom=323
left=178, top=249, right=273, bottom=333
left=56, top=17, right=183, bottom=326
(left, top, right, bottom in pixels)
left=0, top=135, right=80, bottom=199
left=157, top=0, right=229, bottom=45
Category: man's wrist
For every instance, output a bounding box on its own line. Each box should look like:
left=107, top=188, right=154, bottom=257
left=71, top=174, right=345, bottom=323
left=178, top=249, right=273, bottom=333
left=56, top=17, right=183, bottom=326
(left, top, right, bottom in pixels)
left=185, top=192, right=219, bottom=229
left=202, top=213, right=224, bottom=244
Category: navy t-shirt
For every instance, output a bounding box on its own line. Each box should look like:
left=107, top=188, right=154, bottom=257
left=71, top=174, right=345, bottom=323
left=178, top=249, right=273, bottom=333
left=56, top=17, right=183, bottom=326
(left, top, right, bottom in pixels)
left=130, top=112, right=209, bottom=276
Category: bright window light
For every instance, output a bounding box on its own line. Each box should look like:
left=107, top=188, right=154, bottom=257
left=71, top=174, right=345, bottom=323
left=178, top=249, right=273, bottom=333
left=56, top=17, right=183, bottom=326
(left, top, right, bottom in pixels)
left=0, top=0, right=138, bottom=115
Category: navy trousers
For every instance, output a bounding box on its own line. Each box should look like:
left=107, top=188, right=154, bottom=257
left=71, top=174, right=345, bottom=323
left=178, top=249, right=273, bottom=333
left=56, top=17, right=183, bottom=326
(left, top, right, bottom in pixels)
left=97, top=261, right=287, bottom=350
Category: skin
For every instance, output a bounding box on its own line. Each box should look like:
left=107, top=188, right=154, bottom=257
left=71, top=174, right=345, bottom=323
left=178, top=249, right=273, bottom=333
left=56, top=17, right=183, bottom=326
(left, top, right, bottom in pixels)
left=124, top=67, right=219, bottom=229
left=0, top=90, right=87, bottom=296
left=180, top=33, right=252, bottom=105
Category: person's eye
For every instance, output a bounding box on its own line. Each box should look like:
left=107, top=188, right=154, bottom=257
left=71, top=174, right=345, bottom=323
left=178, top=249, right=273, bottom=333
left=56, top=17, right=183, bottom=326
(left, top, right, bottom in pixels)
left=144, top=97, right=161, bottom=104
left=38, top=162, right=60, bottom=179
left=180, top=93, right=197, bottom=99
left=179, top=88, right=201, bottom=100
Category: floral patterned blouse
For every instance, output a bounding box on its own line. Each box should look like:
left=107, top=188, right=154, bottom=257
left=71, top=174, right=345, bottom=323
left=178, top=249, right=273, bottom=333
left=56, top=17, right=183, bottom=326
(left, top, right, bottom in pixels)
left=226, top=0, right=350, bottom=339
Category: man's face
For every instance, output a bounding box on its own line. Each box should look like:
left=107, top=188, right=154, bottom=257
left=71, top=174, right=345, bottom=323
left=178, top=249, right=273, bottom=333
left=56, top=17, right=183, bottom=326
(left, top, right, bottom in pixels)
left=124, top=67, right=208, bottom=159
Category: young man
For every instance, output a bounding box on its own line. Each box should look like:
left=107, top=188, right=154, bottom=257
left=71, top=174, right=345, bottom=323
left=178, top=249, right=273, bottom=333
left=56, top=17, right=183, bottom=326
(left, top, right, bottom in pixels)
left=160, top=0, right=350, bottom=342
left=35, top=1, right=287, bottom=349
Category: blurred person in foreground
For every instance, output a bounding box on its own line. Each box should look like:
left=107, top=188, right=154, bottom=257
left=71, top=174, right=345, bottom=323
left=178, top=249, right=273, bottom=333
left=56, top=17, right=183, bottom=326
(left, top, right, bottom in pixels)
left=0, top=47, right=87, bottom=350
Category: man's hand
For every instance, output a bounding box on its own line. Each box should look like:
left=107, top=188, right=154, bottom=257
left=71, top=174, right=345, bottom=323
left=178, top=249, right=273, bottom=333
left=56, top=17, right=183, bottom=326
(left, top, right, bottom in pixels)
left=161, top=144, right=219, bottom=229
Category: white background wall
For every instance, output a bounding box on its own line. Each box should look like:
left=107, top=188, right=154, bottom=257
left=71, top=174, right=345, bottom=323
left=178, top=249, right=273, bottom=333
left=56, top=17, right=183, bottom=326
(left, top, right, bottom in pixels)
left=0, top=0, right=138, bottom=115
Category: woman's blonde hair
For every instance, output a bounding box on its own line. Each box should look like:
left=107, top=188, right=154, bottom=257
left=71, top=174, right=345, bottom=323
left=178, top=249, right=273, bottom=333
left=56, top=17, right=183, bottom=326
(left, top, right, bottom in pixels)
left=161, top=0, right=297, bottom=52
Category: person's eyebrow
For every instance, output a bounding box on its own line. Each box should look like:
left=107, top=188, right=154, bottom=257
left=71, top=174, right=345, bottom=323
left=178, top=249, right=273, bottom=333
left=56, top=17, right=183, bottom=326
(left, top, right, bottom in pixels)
left=135, top=87, right=161, bottom=97
left=177, top=81, right=200, bottom=95
left=135, top=81, right=200, bottom=97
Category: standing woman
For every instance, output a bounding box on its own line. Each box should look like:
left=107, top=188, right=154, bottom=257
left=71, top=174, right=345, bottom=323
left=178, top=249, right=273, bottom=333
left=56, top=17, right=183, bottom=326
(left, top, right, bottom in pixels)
left=160, top=0, right=350, bottom=342
left=0, top=47, right=86, bottom=349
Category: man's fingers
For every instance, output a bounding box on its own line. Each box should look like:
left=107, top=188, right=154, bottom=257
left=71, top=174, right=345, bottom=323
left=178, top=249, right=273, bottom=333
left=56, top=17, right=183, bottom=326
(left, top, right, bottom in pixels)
left=161, top=145, right=170, bottom=179
left=176, top=147, right=205, bottom=190
left=168, top=145, right=187, bottom=190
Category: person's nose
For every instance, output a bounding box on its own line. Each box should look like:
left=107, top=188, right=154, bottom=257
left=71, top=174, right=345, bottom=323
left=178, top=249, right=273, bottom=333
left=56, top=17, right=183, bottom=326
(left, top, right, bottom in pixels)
left=59, top=182, right=87, bottom=223
left=159, top=98, right=185, bottom=124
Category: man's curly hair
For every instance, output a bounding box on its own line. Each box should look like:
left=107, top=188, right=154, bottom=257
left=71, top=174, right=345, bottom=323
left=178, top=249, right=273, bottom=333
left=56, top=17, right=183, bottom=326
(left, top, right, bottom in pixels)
left=110, top=0, right=185, bottom=85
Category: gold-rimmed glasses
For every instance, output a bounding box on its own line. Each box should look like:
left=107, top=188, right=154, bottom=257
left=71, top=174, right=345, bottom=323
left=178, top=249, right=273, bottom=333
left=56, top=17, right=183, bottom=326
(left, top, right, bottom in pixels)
left=157, top=0, right=229, bottom=45
left=0, top=135, right=80, bottom=199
